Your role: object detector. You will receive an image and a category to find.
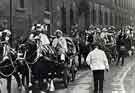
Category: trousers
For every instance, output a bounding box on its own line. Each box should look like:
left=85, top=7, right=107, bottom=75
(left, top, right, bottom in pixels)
left=93, top=70, right=104, bottom=93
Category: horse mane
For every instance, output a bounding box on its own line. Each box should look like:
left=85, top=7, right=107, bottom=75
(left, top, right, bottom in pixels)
left=25, top=40, right=37, bottom=63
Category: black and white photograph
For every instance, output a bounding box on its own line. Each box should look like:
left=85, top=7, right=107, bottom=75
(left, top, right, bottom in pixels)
left=0, top=0, right=134, bottom=93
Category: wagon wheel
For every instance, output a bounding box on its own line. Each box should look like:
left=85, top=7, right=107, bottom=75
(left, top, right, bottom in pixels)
left=63, top=68, right=69, bottom=88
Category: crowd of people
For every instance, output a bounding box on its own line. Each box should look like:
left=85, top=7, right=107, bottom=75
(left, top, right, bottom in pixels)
left=0, top=22, right=134, bottom=69
left=0, top=21, right=134, bottom=92
left=72, top=25, right=135, bottom=93
left=71, top=24, right=135, bottom=67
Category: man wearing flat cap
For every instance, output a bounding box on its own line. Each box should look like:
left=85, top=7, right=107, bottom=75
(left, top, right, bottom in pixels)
left=86, top=42, right=109, bottom=93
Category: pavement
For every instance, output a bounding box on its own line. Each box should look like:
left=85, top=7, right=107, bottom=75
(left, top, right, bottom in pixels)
left=0, top=55, right=135, bottom=93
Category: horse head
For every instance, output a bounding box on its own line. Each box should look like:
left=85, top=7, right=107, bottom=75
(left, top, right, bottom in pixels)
left=0, top=43, right=16, bottom=63
left=17, top=40, right=38, bottom=64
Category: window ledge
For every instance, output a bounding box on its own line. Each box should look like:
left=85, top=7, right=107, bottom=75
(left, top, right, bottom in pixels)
left=16, top=8, right=26, bottom=12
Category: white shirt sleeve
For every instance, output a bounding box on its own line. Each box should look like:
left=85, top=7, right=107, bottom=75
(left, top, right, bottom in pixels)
left=52, top=38, right=58, bottom=48
left=86, top=53, right=91, bottom=66
left=40, top=34, right=50, bottom=45
left=103, top=51, right=109, bottom=70
left=29, top=34, right=34, bottom=41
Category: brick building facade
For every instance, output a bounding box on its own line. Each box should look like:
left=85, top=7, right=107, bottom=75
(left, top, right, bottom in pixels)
left=50, top=0, right=135, bottom=34
left=0, top=0, right=135, bottom=40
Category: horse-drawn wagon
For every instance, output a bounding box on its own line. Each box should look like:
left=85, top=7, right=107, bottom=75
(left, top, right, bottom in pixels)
left=15, top=36, right=77, bottom=92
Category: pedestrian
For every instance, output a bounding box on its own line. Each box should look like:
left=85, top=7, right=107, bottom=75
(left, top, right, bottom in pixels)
left=86, top=42, right=109, bottom=93
left=116, top=33, right=127, bottom=66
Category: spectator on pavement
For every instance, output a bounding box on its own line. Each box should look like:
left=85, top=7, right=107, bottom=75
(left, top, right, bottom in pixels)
left=86, top=42, right=109, bottom=93
left=116, top=33, right=128, bottom=66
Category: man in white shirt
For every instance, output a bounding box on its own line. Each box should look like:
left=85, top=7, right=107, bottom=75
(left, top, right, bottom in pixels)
left=52, top=30, right=67, bottom=62
left=86, top=42, right=109, bottom=93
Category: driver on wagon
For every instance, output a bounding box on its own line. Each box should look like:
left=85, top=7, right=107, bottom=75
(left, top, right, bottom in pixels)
left=52, top=30, right=67, bottom=62
left=29, top=24, right=51, bottom=58
left=29, top=24, right=50, bottom=44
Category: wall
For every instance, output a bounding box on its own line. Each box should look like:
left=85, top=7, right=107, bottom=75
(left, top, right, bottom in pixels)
left=0, top=0, right=135, bottom=38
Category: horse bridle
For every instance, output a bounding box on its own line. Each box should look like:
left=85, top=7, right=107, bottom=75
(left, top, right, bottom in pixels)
left=17, top=41, right=41, bottom=65
left=0, top=46, right=16, bottom=78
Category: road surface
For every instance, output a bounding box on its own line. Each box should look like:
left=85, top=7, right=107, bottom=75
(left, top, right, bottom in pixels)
left=0, top=56, right=135, bottom=93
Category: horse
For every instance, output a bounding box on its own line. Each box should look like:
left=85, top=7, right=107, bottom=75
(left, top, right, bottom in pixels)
left=72, top=30, right=93, bottom=69
left=15, top=43, right=30, bottom=92
left=16, top=39, right=60, bottom=92
left=0, top=43, right=21, bottom=93
left=64, top=37, right=78, bottom=81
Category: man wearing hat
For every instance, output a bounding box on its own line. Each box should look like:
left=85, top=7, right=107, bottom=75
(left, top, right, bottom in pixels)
left=86, top=42, right=109, bottom=93
left=52, top=29, right=67, bottom=62
left=29, top=24, right=41, bottom=41
left=29, top=24, right=51, bottom=58
left=29, top=24, right=50, bottom=45
left=39, top=24, right=50, bottom=45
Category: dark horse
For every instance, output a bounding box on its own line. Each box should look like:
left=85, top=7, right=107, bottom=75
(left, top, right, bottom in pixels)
left=16, top=39, right=58, bottom=92
left=0, top=43, right=21, bottom=93
left=72, top=30, right=93, bottom=69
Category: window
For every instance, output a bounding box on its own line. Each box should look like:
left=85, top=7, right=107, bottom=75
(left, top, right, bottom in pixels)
left=99, top=6, right=102, bottom=25
left=61, top=6, right=66, bottom=33
left=115, top=14, right=118, bottom=25
left=20, top=0, right=24, bottom=8
left=70, top=8, right=74, bottom=29
left=105, top=11, right=108, bottom=25
left=110, top=12, right=113, bottom=25
left=46, top=0, right=50, bottom=11
left=92, top=9, right=96, bottom=25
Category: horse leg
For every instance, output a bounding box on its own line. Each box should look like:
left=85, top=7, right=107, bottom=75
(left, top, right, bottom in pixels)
left=22, top=72, right=29, bottom=93
left=49, top=79, right=55, bottom=92
left=21, top=65, right=29, bottom=87
left=7, top=76, right=11, bottom=93
left=26, top=70, right=30, bottom=88
left=13, top=72, right=22, bottom=90
left=78, top=54, right=82, bottom=69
